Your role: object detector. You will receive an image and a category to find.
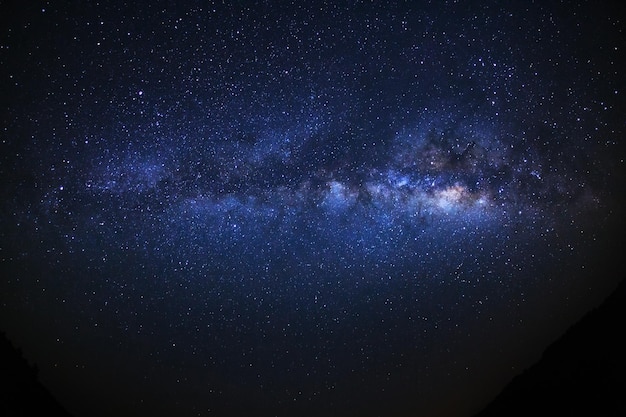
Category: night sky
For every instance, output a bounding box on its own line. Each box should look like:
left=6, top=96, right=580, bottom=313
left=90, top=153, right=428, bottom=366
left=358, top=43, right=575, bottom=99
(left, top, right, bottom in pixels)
left=1, top=1, right=625, bottom=416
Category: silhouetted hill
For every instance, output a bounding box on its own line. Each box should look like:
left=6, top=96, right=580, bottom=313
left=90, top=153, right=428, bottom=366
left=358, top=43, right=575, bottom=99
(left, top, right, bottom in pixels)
left=0, top=331, right=74, bottom=417
left=473, top=278, right=626, bottom=417
left=2, top=278, right=624, bottom=417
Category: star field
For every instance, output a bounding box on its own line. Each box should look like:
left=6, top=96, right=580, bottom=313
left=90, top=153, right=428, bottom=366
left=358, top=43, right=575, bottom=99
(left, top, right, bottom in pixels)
left=1, top=1, right=624, bottom=416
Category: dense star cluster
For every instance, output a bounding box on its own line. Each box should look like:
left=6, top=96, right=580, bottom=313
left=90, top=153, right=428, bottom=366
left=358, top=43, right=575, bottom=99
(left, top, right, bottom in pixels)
left=1, top=1, right=624, bottom=417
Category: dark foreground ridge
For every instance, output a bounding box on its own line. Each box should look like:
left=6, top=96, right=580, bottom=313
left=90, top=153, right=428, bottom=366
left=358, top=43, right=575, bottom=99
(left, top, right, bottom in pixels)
left=0, top=331, right=74, bottom=417
left=1, top=278, right=624, bottom=417
left=474, top=277, right=626, bottom=417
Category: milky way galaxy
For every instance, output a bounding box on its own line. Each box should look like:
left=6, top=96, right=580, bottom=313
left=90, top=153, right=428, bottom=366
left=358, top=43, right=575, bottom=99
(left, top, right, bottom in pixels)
left=1, top=1, right=624, bottom=417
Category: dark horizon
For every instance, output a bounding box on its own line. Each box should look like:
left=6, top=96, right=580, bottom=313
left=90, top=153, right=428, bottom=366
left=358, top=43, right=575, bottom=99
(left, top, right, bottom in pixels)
left=3, top=275, right=624, bottom=416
